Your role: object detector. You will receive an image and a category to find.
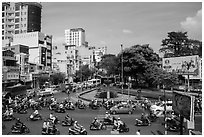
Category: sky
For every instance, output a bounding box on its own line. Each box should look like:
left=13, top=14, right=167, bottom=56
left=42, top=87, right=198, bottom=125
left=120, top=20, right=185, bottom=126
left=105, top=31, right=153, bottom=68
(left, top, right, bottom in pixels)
left=41, top=2, right=202, bottom=55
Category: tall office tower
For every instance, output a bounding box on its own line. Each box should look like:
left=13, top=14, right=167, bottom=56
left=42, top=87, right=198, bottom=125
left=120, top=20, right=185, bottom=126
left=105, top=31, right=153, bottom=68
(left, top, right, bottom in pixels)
left=2, top=2, right=42, bottom=41
left=65, top=28, right=86, bottom=47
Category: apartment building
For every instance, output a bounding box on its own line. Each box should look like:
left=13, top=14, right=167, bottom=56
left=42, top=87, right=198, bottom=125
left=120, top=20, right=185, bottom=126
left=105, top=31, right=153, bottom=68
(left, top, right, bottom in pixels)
left=2, top=44, right=29, bottom=76
left=65, top=28, right=86, bottom=47
left=2, top=50, right=20, bottom=85
left=2, top=2, right=42, bottom=42
left=12, top=32, right=52, bottom=71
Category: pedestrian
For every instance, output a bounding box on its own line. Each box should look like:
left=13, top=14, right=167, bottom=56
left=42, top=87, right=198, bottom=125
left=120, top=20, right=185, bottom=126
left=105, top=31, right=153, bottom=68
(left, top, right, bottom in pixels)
left=136, top=129, right=141, bottom=135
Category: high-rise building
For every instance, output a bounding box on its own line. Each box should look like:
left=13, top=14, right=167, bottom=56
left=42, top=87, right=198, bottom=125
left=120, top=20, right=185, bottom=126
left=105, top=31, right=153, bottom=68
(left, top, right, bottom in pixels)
left=65, top=28, right=86, bottom=47
left=2, top=2, right=42, bottom=41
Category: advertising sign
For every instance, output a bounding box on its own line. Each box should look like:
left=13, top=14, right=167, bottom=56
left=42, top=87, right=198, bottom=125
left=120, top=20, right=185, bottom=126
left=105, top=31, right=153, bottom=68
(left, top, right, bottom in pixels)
left=162, top=55, right=199, bottom=75
left=172, top=91, right=195, bottom=121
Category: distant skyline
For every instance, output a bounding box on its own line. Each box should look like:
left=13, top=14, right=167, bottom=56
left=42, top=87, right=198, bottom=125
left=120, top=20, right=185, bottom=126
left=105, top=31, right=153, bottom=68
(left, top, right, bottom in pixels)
left=41, top=2, right=202, bottom=55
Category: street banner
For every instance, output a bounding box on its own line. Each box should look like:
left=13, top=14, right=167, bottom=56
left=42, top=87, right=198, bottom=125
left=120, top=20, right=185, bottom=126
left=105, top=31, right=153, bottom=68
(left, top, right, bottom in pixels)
left=162, top=55, right=199, bottom=75
left=172, top=91, right=194, bottom=121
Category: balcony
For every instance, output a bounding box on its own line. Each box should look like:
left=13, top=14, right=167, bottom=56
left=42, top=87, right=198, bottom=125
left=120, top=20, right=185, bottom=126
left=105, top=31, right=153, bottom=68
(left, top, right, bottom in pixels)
left=6, top=21, right=15, bottom=25
left=7, top=9, right=14, bottom=13
left=7, top=27, right=15, bottom=31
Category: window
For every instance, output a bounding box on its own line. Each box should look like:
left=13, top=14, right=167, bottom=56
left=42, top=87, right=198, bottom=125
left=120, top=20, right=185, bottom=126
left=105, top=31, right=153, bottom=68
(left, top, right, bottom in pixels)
left=15, top=5, right=20, bottom=11
left=2, top=6, right=5, bottom=11
left=2, top=31, right=4, bottom=35
left=15, top=12, right=20, bottom=16
left=2, top=19, right=4, bottom=23
left=24, top=24, right=26, bottom=27
left=2, top=25, right=4, bottom=29
left=2, top=12, right=5, bottom=17
left=15, top=30, right=19, bottom=34
left=15, top=24, right=19, bottom=29
left=15, top=18, right=19, bottom=23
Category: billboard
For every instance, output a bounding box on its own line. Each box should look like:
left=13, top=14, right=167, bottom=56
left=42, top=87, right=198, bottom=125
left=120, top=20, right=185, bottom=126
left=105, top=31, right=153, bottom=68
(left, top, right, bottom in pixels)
left=172, top=91, right=195, bottom=121
left=162, top=55, right=199, bottom=75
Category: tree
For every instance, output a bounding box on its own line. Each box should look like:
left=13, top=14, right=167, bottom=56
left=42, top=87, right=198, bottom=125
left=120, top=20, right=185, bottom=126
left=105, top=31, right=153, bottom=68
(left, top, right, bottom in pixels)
left=160, top=31, right=202, bottom=58
left=38, top=73, right=49, bottom=88
left=50, top=72, right=66, bottom=85
left=118, top=44, right=160, bottom=86
left=144, top=64, right=179, bottom=88
left=99, top=54, right=119, bottom=76
left=75, top=65, right=94, bottom=82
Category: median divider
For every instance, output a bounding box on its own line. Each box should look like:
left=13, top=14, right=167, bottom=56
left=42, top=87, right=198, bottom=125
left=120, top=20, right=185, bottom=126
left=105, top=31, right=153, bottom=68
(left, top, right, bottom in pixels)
left=77, top=88, right=98, bottom=102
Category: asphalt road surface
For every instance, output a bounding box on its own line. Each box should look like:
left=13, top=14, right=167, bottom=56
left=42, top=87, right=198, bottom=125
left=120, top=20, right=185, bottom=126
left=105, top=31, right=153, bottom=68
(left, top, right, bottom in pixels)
left=2, top=90, right=202, bottom=135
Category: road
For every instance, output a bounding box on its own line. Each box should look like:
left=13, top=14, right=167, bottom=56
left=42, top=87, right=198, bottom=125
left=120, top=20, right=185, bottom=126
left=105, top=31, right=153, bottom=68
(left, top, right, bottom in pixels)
left=2, top=89, right=202, bottom=135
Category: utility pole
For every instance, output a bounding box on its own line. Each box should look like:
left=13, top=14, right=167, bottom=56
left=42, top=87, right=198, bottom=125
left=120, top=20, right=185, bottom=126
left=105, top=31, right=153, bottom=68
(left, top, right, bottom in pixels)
left=121, top=44, right=124, bottom=101
left=163, top=84, right=167, bottom=135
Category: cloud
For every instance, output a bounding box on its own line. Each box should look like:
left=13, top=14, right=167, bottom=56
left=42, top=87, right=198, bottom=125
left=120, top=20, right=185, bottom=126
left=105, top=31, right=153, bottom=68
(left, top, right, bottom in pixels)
left=122, top=29, right=133, bottom=34
left=180, top=9, right=202, bottom=40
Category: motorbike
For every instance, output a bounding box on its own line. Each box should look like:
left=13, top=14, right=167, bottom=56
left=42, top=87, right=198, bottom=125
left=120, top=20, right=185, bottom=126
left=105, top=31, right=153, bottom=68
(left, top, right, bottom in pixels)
left=2, top=115, right=15, bottom=121
left=48, top=116, right=60, bottom=125
left=55, top=107, right=66, bottom=113
left=135, top=118, right=151, bottom=126
left=65, top=104, right=75, bottom=110
left=68, top=126, right=87, bottom=135
left=28, top=114, right=42, bottom=121
left=78, top=104, right=86, bottom=109
left=62, top=118, right=75, bottom=126
left=147, top=113, right=157, bottom=122
left=112, top=123, right=129, bottom=133
left=90, top=121, right=107, bottom=130
left=103, top=116, right=117, bottom=125
left=42, top=127, right=60, bottom=135
left=11, top=124, right=30, bottom=134
left=17, top=109, right=28, bottom=114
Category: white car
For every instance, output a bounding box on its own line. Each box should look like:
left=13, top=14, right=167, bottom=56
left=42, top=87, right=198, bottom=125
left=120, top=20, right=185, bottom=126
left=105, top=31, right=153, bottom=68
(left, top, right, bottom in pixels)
left=150, top=101, right=172, bottom=113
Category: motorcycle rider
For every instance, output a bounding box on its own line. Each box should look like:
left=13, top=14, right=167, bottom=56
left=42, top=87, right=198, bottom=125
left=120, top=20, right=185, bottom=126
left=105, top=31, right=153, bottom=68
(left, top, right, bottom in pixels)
left=73, top=121, right=82, bottom=132
left=49, top=113, right=56, bottom=123
left=3, top=108, right=10, bottom=117
left=92, top=117, right=101, bottom=128
left=14, top=118, right=23, bottom=130
left=32, top=109, right=39, bottom=117
left=141, top=113, right=150, bottom=124
left=65, top=113, right=73, bottom=123
left=9, top=108, right=14, bottom=117
left=42, top=120, right=49, bottom=133
left=116, top=117, right=124, bottom=130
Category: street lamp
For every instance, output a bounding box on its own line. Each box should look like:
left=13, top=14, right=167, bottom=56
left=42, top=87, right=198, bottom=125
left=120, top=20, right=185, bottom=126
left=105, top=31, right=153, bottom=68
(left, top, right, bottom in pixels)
left=121, top=44, right=124, bottom=100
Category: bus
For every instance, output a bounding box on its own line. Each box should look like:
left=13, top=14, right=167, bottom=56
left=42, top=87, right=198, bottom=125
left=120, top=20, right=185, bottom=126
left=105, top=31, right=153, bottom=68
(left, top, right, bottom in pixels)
left=87, top=79, right=101, bottom=87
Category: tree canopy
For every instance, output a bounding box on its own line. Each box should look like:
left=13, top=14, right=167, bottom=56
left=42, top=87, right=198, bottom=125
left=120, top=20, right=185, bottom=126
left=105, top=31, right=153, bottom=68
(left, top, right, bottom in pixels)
left=160, top=31, right=202, bottom=58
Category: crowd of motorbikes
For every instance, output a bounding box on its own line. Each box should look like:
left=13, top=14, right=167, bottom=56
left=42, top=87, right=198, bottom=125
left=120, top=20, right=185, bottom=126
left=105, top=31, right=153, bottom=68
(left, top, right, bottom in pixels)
left=3, top=87, right=200, bottom=135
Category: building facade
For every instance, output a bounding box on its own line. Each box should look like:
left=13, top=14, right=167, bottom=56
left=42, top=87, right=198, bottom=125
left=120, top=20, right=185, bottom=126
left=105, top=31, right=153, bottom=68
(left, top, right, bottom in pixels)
left=65, top=28, right=86, bottom=47
left=2, top=44, right=29, bottom=76
left=2, top=2, right=42, bottom=42
left=12, top=32, right=52, bottom=71
left=2, top=50, right=20, bottom=86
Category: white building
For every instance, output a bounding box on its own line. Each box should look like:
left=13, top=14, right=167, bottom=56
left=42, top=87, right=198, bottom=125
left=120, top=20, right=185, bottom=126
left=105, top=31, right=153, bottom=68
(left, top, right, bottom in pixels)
left=12, top=32, right=52, bottom=71
left=94, top=46, right=107, bottom=63
left=65, top=28, right=86, bottom=47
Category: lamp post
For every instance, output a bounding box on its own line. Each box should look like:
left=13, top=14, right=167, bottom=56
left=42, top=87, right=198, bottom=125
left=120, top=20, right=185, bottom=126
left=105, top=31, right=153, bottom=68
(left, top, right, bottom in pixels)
left=163, top=84, right=167, bottom=135
left=121, top=44, right=124, bottom=101
left=128, top=76, right=131, bottom=98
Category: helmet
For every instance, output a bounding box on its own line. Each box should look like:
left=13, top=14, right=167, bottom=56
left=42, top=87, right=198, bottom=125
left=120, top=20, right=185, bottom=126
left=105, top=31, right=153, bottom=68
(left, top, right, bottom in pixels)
left=118, top=117, right=120, bottom=120
left=74, top=121, right=78, bottom=124
left=16, top=118, right=20, bottom=121
left=106, top=112, right=108, bottom=114
left=94, top=117, right=97, bottom=120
